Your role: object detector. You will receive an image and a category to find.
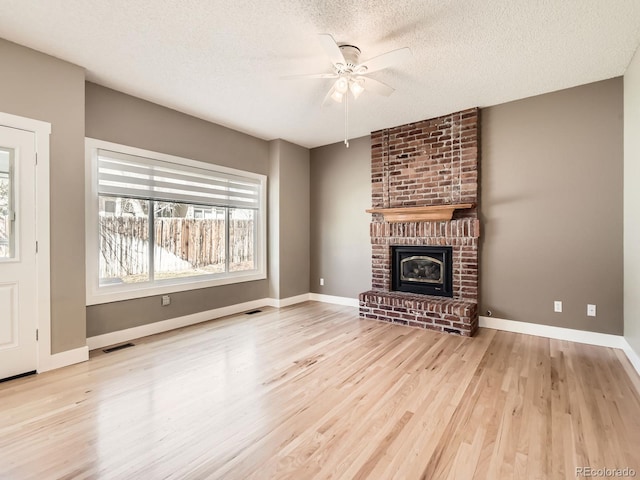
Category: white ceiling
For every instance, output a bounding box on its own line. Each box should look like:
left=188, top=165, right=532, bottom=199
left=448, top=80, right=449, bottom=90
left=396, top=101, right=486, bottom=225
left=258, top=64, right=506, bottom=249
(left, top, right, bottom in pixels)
left=1, top=1, right=639, bottom=148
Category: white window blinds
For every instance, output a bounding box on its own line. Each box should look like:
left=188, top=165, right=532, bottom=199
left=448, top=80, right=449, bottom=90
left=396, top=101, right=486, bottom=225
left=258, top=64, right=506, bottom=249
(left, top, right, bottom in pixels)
left=97, top=149, right=261, bottom=209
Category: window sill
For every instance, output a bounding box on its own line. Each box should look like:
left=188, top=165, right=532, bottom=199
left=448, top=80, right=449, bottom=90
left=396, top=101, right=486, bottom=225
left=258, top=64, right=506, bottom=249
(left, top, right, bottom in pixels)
left=86, top=271, right=266, bottom=306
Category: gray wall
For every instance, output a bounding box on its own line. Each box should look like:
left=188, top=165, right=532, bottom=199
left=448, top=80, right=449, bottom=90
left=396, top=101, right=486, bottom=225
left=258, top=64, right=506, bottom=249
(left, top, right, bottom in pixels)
left=624, top=49, right=640, bottom=355
left=0, top=38, right=86, bottom=354
left=310, top=136, right=371, bottom=298
left=309, top=81, right=624, bottom=335
left=268, top=139, right=310, bottom=299
left=85, top=83, right=268, bottom=175
left=85, top=83, right=270, bottom=337
left=481, top=78, right=623, bottom=334
left=1, top=37, right=626, bottom=346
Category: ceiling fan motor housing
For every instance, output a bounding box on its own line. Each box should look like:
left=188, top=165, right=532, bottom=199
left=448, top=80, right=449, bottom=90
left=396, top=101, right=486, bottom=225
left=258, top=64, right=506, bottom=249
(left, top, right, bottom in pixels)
left=337, top=44, right=365, bottom=73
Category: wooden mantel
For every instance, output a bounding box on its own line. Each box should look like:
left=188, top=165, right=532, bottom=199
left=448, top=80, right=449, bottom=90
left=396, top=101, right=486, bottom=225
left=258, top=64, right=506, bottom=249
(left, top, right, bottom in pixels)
left=366, top=203, right=474, bottom=222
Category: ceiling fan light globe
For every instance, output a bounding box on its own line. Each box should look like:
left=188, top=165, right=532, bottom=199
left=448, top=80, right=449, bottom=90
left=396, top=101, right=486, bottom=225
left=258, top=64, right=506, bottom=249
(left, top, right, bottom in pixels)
left=335, top=77, right=349, bottom=94
left=330, top=90, right=344, bottom=103
left=350, top=79, right=365, bottom=98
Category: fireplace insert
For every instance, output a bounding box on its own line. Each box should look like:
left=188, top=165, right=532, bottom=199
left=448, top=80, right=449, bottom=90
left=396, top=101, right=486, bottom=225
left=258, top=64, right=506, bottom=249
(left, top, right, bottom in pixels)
left=391, top=246, right=453, bottom=297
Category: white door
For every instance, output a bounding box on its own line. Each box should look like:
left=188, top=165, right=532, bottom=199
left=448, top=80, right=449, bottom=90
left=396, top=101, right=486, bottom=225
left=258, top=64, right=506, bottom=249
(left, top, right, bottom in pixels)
left=0, top=125, right=37, bottom=380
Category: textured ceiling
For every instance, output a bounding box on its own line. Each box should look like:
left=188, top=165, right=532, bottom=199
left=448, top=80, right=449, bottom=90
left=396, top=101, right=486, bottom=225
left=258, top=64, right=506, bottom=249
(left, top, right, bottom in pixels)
left=1, top=1, right=640, bottom=148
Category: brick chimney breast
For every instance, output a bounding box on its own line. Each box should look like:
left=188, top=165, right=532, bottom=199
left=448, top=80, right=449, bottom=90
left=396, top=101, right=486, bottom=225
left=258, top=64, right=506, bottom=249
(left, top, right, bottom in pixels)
left=360, top=108, right=480, bottom=336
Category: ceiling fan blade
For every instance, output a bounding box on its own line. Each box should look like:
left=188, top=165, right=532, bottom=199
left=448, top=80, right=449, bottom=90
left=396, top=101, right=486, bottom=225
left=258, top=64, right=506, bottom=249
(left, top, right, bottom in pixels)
left=281, top=73, right=338, bottom=80
left=357, top=47, right=412, bottom=74
left=317, top=34, right=346, bottom=67
left=362, top=77, right=395, bottom=96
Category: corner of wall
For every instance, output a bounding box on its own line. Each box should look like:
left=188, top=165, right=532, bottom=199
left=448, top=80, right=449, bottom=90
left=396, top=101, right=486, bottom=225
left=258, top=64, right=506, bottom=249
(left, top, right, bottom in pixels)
left=309, top=136, right=372, bottom=298
left=267, top=139, right=311, bottom=299
left=268, top=140, right=281, bottom=299
left=624, top=44, right=640, bottom=359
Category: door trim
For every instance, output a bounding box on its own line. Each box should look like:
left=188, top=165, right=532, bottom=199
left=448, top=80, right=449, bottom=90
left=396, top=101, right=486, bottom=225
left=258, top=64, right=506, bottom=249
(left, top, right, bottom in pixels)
left=0, top=111, right=56, bottom=373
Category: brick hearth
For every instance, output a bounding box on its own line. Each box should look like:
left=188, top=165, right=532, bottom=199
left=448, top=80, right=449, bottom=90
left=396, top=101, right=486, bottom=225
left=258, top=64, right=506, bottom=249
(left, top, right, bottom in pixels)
left=359, top=108, right=480, bottom=336
left=359, top=292, right=478, bottom=335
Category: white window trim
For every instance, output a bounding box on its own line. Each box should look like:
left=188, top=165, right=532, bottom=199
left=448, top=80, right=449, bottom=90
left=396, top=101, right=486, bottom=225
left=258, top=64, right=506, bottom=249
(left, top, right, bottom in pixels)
left=85, top=138, right=267, bottom=306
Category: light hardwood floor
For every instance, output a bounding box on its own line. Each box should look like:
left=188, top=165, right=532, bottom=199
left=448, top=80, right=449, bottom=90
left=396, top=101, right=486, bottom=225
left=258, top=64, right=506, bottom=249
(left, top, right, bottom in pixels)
left=1, top=302, right=639, bottom=479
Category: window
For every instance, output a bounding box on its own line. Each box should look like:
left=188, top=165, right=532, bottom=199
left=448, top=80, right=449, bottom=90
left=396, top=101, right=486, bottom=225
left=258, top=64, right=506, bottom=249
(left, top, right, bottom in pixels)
left=0, top=149, right=13, bottom=259
left=86, top=139, right=266, bottom=305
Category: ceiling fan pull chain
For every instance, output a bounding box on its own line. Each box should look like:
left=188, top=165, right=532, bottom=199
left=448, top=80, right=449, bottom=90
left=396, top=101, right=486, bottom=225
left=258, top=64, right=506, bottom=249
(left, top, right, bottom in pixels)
left=344, top=90, right=350, bottom=148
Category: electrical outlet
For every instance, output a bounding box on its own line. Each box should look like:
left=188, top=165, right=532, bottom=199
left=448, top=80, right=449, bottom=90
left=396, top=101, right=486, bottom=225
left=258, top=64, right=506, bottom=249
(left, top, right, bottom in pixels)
left=320, top=278, right=324, bottom=286
left=554, top=301, right=562, bottom=313
left=587, top=304, right=596, bottom=317
left=162, top=295, right=171, bottom=306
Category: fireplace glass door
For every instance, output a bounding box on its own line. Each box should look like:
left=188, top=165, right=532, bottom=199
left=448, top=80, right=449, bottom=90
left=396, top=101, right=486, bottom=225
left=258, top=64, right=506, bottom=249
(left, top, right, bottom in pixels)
left=392, top=246, right=453, bottom=297
left=401, top=256, right=443, bottom=284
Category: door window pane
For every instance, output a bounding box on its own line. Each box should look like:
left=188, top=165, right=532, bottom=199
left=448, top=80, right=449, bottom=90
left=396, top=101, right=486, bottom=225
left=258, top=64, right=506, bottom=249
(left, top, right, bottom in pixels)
left=229, top=208, right=255, bottom=272
left=99, top=196, right=150, bottom=285
left=154, top=202, right=226, bottom=280
left=0, top=149, right=14, bottom=259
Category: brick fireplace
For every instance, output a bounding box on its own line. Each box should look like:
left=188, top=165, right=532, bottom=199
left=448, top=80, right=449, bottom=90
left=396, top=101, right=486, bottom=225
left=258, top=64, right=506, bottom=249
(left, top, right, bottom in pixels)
left=359, top=108, right=480, bottom=336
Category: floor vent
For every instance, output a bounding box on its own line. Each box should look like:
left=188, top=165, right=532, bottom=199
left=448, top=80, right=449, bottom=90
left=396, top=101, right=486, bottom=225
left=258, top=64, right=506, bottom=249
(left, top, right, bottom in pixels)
left=245, top=309, right=262, bottom=315
left=103, top=343, right=135, bottom=353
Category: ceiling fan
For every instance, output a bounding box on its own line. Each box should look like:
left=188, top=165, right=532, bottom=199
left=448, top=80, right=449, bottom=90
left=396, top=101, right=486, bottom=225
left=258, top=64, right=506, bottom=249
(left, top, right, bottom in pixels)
left=287, top=34, right=412, bottom=147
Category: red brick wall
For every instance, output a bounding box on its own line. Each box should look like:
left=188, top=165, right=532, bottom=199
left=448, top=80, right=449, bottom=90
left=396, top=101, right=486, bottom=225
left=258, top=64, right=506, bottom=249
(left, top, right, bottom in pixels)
left=361, top=108, right=480, bottom=336
left=370, top=218, right=479, bottom=302
left=371, top=108, right=478, bottom=216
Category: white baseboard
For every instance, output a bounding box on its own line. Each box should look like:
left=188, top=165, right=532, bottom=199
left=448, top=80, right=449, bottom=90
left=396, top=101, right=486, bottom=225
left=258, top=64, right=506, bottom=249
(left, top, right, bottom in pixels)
left=87, top=298, right=271, bottom=351
left=267, top=293, right=310, bottom=308
left=40, top=300, right=640, bottom=382
left=87, top=293, right=353, bottom=351
left=480, top=315, right=640, bottom=379
left=87, top=293, right=355, bottom=354
left=479, top=316, right=626, bottom=349
left=622, top=339, right=640, bottom=375
left=309, top=293, right=359, bottom=307
left=38, top=346, right=89, bottom=373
